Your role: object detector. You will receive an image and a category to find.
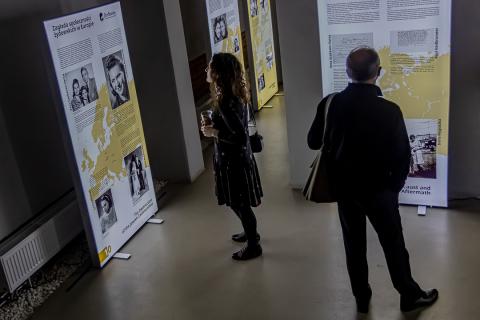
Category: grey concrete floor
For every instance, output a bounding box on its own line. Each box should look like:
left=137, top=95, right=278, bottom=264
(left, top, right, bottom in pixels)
left=32, top=96, right=480, bottom=320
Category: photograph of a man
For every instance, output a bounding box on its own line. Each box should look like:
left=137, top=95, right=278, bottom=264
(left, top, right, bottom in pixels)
left=95, top=189, right=117, bottom=235
left=307, top=47, right=438, bottom=314
left=250, top=0, right=258, bottom=17
left=103, top=51, right=130, bottom=110
left=212, top=14, right=228, bottom=44
left=124, top=146, right=149, bottom=203
left=406, top=120, right=437, bottom=179
left=81, top=66, right=98, bottom=101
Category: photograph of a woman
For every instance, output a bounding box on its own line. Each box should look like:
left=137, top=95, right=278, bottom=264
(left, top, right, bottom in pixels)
left=212, top=14, right=228, bottom=44
left=95, top=190, right=118, bottom=235
left=124, top=146, right=149, bottom=203
left=201, top=53, right=263, bottom=261
left=70, top=79, right=82, bottom=111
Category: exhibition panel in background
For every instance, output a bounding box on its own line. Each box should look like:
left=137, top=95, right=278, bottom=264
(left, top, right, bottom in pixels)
left=206, top=0, right=245, bottom=66
left=318, top=0, right=451, bottom=207
left=44, top=2, right=158, bottom=267
left=246, top=0, right=279, bottom=109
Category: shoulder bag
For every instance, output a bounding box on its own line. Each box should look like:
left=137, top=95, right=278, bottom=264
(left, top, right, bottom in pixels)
left=303, top=93, right=337, bottom=203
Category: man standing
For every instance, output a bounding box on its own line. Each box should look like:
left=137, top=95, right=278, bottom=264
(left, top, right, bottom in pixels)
left=81, top=67, right=98, bottom=101
left=307, top=47, right=438, bottom=313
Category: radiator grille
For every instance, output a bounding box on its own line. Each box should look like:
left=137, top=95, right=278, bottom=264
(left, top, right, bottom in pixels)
left=0, top=200, right=82, bottom=293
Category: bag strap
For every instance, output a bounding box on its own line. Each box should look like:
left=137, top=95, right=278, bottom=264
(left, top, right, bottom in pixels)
left=321, top=93, right=337, bottom=146
left=247, top=103, right=257, bottom=127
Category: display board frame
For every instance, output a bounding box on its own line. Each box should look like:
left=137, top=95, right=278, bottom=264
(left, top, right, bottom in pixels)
left=43, top=2, right=158, bottom=267
left=317, top=0, right=452, bottom=207
left=245, top=0, right=279, bottom=110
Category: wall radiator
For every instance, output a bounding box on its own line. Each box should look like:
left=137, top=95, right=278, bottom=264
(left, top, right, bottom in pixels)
left=0, top=192, right=83, bottom=293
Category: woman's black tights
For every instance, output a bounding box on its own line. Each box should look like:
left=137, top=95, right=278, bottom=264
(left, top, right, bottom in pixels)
left=231, top=205, right=258, bottom=246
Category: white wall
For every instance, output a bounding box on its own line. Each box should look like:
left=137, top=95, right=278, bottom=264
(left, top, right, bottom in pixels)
left=275, top=0, right=323, bottom=188
left=163, top=0, right=205, bottom=181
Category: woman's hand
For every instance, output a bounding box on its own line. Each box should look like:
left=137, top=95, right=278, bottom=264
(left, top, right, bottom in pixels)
left=201, top=125, right=219, bottom=138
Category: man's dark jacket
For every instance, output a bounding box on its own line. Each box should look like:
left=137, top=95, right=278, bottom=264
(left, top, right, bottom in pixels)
left=307, top=83, right=411, bottom=197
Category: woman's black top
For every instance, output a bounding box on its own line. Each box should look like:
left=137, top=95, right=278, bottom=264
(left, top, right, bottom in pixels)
left=212, top=96, right=263, bottom=207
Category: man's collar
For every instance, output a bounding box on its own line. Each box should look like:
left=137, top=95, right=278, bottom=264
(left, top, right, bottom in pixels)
left=346, top=82, right=383, bottom=96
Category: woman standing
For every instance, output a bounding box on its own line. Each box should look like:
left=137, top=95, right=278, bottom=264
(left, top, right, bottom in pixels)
left=201, top=53, right=263, bottom=261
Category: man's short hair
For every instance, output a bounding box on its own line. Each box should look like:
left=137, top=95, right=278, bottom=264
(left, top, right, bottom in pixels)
left=80, top=67, right=88, bottom=75
left=346, top=47, right=380, bottom=82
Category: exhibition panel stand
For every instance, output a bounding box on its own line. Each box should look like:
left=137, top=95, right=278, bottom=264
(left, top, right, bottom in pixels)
left=244, top=0, right=279, bottom=110
left=44, top=2, right=158, bottom=267
left=317, top=0, right=452, bottom=208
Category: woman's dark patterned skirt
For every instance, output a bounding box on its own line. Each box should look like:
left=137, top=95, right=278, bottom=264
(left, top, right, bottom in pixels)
left=214, top=157, right=263, bottom=208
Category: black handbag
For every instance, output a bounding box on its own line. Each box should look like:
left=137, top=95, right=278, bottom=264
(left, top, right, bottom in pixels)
left=303, top=93, right=337, bottom=203
left=248, top=104, right=263, bottom=153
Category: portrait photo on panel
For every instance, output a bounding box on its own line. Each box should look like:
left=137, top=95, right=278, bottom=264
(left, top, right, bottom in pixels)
left=406, top=119, right=438, bottom=179
left=258, top=73, right=265, bottom=91
left=124, top=145, right=149, bottom=204
left=102, top=50, right=130, bottom=110
left=63, top=63, right=98, bottom=112
left=233, top=36, right=240, bottom=53
left=95, top=189, right=118, bottom=235
left=260, top=0, right=268, bottom=14
left=266, top=44, right=274, bottom=70
left=212, top=14, right=228, bottom=44
left=250, top=0, right=258, bottom=17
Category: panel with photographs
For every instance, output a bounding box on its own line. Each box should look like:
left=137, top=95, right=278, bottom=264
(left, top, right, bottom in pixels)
left=102, top=50, right=130, bottom=110
left=95, top=189, right=118, bottom=235
left=406, top=119, right=438, bottom=179
left=63, top=63, right=99, bottom=112
left=124, top=146, right=149, bottom=204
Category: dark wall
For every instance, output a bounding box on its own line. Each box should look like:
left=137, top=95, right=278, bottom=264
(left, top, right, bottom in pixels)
left=449, top=0, right=480, bottom=197
left=0, top=4, right=74, bottom=241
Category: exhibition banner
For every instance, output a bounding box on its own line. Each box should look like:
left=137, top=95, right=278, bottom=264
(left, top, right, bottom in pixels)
left=206, top=0, right=245, bottom=66
left=317, top=0, right=451, bottom=207
left=44, top=2, right=158, bottom=267
left=247, top=0, right=279, bottom=108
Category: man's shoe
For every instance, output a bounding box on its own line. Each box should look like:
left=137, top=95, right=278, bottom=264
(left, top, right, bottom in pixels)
left=400, top=289, right=439, bottom=312
left=232, top=244, right=262, bottom=261
left=355, top=286, right=372, bottom=314
left=231, top=232, right=261, bottom=243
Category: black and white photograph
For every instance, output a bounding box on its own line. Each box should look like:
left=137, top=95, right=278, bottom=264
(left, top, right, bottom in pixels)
left=260, top=0, right=268, bottom=14
left=233, top=36, right=240, bottom=53
left=212, top=14, right=228, bottom=44
left=124, top=146, right=149, bottom=203
left=406, top=119, right=438, bottom=179
left=258, top=73, right=265, bottom=91
left=63, top=63, right=98, bottom=112
left=250, top=0, right=258, bottom=17
left=266, top=44, right=274, bottom=70
left=95, top=189, right=118, bottom=235
left=102, top=50, right=130, bottom=110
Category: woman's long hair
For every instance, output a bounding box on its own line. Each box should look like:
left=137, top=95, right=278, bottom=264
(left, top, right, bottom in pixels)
left=209, top=53, right=250, bottom=108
